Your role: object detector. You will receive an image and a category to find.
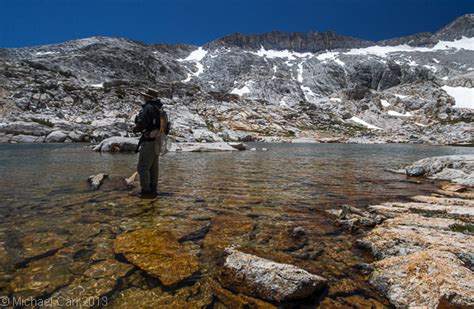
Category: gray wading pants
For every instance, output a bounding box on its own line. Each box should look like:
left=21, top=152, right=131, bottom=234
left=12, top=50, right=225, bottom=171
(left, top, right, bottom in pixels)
left=137, top=141, right=159, bottom=192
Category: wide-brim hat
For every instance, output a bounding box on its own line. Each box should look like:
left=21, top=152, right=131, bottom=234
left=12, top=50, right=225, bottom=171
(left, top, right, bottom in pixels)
left=139, top=88, right=159, bottom=100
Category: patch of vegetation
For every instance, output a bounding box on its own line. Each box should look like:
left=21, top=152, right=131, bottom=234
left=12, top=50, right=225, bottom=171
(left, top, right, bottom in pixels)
left=31, top=118, right=54, bottom=128
left=440, top=116, right=474, bottom=125
left=449, top=223, right=474, bottom=234
left=409, top=208, right=448, bottom=217
left=205, top=120, right=218, bottom=133
left=63, top=84, right=78, bottom=92
left=24, top=60, right=75, bottom=78
left=116, top=88, right=126, bottom=99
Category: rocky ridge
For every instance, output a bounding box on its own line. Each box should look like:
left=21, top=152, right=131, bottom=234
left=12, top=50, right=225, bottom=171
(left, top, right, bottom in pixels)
left=0, top=15, right=473, bottom=145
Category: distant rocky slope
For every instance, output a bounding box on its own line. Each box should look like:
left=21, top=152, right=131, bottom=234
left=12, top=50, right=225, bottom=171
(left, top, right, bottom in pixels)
left=0, top=14, right=473, bottom=145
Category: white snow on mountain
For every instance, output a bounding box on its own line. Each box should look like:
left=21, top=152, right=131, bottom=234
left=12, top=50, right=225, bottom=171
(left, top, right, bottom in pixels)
left=345, top=37, right=474, bottom=57
left=350, top=117, right=382, bottom=130
left=316, top=51, right=345, bottom=66
left=297, top=62, right=304, bottom=82
left=381, top=99, right=390, bottom=107
left=388, top=110, right=413, bottom=117
left=251, top=46, right=313, bottom=60
left=441, top=86, right=474, bottom=109
left=178, top=47, right=208, bottom=62
left=231, top=85, right=251, bottom=96
left=301, top=86, right=316, bottom=101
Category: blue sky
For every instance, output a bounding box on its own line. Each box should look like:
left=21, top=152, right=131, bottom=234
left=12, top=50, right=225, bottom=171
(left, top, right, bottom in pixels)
left=0, top=0, right=472, bottom=48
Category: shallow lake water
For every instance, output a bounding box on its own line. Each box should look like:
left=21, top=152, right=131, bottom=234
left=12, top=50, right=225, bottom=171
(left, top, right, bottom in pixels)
left=1, top=143, right=473, bottom=307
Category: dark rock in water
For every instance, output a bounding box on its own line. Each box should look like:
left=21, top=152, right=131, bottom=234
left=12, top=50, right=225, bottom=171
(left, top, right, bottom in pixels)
left=178, top=222, right=210, bottom=243
left=406, top=165, right=426, bottom=177
left=290, top=226, right=306, bottom=238
left=220, top=247, right=327, bottom=302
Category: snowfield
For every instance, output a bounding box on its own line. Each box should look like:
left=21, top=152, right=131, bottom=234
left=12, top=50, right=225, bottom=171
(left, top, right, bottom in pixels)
left=441, top=86, right=474, bottom=109
left=251, top=46, right=313, bottom=60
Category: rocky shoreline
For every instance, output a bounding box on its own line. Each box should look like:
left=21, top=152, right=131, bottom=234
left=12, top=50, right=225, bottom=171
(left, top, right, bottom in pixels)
left=327, top=155, right=474, bottom=308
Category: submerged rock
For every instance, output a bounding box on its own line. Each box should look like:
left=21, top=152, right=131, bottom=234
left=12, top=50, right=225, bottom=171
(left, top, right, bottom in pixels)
left=113, top=228, right=199, bottom=286
left=110, top=281, right=213, bottom=308
left=87, top=173, right=108, bottom=190
left=220, top=247, right=327, bottom=302
left=49, top=259, right=134, bottom=308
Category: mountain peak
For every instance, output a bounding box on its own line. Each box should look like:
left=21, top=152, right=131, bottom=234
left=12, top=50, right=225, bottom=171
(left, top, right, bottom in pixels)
left=434, top=13, right=474, bottom=40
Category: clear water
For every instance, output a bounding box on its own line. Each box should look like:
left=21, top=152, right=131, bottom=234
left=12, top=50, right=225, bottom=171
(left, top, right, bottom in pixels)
left=1, top=143, right=473, bottom=306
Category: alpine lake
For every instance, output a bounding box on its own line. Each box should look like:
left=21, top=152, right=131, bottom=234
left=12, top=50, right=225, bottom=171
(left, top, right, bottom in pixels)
left=1, top=143, right=473, bottom=308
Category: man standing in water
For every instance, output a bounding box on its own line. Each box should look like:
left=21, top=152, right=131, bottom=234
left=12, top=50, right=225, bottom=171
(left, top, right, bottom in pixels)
left=133, top=88, right=168, bottom=198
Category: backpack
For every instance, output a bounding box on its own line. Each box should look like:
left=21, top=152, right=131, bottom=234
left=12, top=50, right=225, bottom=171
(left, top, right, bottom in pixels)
left=148, top=104, right=170, bottom=136
left=159, top=109, right=170, bottom=135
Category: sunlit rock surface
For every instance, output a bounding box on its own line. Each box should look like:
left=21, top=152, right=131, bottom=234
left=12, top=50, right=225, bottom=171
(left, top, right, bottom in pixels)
left=113, top=228, right=200, bottom=286
left=221, top=247, right=327, bottom=302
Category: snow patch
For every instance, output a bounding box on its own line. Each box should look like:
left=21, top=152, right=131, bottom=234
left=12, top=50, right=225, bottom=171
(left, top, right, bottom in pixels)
left=381, top=99, right=390, bottom=107
left=394, top=94, right=409, bottom=99
left=349, top=117, right=382, bottom=130
left=178, top=47, right=208, bottom=81
left=330, top=98, right=342, bottom=103
left=316, top=51, right=345, bottom=66
left=251, top=46, right=313, bottom=60
left=441, top=86, right=474, bottom=109
left=345, top=37, right=474, bottom=57
left=387, top=110, right=413, bottom=117
left=178, top=47, right=208, bottom=62
left=182, top=73, right=192, bottom=83
left=423, top=65, right=437, bottom=72
left=90, top=83, right=104, bottom=88
left=432, top=58, right=440, bottom=64
left=231, top=85, right=251, bottom=96
left=301, top=86, right=316, bottom=102
left=35, top=51, right=59, bottom=56
left=297, top=62, right=304, bottom=83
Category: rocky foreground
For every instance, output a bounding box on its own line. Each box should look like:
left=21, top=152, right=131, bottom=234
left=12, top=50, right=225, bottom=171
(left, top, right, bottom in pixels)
left=328, top=155, right=474, bottom=308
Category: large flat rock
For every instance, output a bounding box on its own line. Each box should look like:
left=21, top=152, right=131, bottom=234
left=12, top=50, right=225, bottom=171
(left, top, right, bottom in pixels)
left=405, top=155, right=474, bottom=186
left=113, top=228, right=199, bottom=286
left=220, top=247, right=327, bottom=302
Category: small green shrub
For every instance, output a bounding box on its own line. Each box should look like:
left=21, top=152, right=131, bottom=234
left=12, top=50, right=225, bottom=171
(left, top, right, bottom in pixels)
left=449, top=223, right=474, bottom=234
